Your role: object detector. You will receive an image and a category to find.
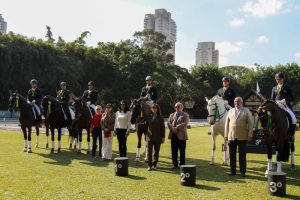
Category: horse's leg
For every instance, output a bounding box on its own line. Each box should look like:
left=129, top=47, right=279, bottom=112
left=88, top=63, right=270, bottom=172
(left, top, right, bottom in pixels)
left=57, top=128, right=61, bottom=153
left=265, top=144, right=273, bottom=176
left=143, top=126, right=148, bottom=162
left=21, top=126, right=28, bottom=152
left=87, top=128, right=91, bottom=154
left=51, top=128, right=55, bottom=153
left=222, top=138, right=229, bottom=166
left=67, top=127, right=73, bottom=149
left=210, top=131, right=216, bottom=165
left=135, top=127, right=142, bottom=162
left=45, top=124, right=49, bottom=149
left=35, top=125, right=39, bottom=148
left=27, top=127, right=32, bottom=153
left=289, top=124, right=296, bottom=169
left=78, top=129, right=82, bottom=153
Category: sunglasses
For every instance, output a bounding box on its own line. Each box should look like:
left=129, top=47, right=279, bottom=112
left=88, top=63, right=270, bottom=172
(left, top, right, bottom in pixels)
left=120, top=104, right=125, bottom=106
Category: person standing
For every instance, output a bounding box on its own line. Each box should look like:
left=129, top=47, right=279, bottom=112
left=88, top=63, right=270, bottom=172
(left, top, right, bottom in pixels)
left=101, top=104, right=115, bottom=161
left=225, top=97, right=253, bottom=177
left=167, top=102, right=189, bottom=169
left=114, top=100, right=131, bottom=157
left=140, top=75, right=158, bottom=105
left=146, top=104, right=165, bottom=171
left=90, top=105, right=102, bottom=158
left=82, top=81, right=98, bottom=115
left=217, top=77, right=236, bottom=109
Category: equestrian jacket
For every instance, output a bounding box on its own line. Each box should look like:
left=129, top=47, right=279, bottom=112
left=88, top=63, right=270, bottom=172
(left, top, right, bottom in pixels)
left=217, top=87, right=236, bottom=108
left=140, top=86, right=158, bottom=102
left=27, top=88, right=42, bottom=105
left=82, top=89, right=98, bottom=105
left=57, top=90, right=71, bottom=105
left=271, top=84, right=293, bottom=107
left=167, top=112, right=189, bottom=140
left=225, top=107, right=253, bottom=141
left=146, top=114, right=165, bottom=143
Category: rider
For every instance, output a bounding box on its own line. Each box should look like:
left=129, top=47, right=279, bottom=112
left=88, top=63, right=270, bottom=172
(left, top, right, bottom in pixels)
left=217, top=76, right=236, bottom=110
left=82, top=81, right=98, bottom=115
left=27, top=79, right=42, bottom=122
left=140, top=75, right=158, bottom=105
left=57, top=82, right=75, bottom=122
left=271, top=72, right=297, bottom=138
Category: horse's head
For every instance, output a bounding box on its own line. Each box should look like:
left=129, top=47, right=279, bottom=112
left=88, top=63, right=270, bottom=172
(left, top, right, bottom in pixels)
left=8, top=91, right=20, bottom=112
left=129, top=99, right=141, bottom=124
left=73, top=98, right=87, bottom=116
left=205, top=95, right=226, bottom=125
left=256, top=100, right=278, bottom=133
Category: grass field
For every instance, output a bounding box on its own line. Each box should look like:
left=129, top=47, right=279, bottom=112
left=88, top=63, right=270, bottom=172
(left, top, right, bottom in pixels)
left=0, top=127, right=299, bottom=200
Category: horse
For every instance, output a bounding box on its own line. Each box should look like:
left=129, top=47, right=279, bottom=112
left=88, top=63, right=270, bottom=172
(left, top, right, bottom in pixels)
left=41, top=95, right=73, bottom=153
left=73, top=98, right=92, bottom=154
left=205, top=95, right=229, bottom=166
left=130, top=99, right=151, bottom=162
left=8, top=91, right=42, bottom=153
left=257, top=100, right=294, bottom=173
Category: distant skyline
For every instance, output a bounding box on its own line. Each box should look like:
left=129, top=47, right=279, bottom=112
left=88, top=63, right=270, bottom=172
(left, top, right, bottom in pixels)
left=1, top=0, right=300, bottom=68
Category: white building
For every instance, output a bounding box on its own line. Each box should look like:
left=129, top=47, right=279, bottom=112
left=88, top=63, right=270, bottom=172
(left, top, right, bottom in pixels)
left=195, top=42, right=219, bottom=66
left=0, top=14, right=7, bottom=35
left=144, top=9, right=177, bottom=61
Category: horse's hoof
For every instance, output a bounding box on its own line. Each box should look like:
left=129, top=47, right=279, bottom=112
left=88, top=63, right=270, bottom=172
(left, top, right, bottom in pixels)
left=51, top=148, right=54, bottom=154
left=87, top=150, right=90, bottom=155
left=46, top=144, right=49, bottom=149
left=144, top=160, right=148, bottom=163
left=23, top=148, right=27, bottom=152
left=69, top=144, right=72, bottom=149
left=209, top=162, right=215, bottom=166
left=77, top=150, right=81, bottom=154
left=134, top=157, right=140, bottom=162
left=222, top=163, right=228, bottom=166
left=74, top=146, right=77, bottom=150
left=35, top=144, right=39, bottom=148
left=265, top=170, right=271, bottom=177
left=57, top=148, right=61, bottom=153
left=27, top=148, right=32, bottom=153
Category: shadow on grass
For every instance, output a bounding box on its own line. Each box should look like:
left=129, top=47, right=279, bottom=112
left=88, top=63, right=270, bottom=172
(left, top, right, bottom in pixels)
left=120, top=174, right=147, bottom=180
left=194, top=184, right=221, bottom=191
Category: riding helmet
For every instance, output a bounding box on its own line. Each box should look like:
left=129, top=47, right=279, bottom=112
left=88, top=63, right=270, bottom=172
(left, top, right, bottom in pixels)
left=60, top=82, right=67, bottom=86
left=222, top=77, right=230, bottom=82
left=30, top=79, right=38, bottom=84
left=275, top=72, right=285, bottom=80
left=88, top=81, right=95, bottom=86
left=145, top=76, right=153, bottom=81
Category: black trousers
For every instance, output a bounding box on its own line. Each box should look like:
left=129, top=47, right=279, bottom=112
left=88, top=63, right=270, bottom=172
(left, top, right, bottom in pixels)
left=171, top=134, right=186, bottom=167
left=147, top=141, right=161, bottom=168
left=229, top=140, right=247, bottom=174
left=116, top=128, right=128, bottom=157
left=92, top=128, right=102, bottom=157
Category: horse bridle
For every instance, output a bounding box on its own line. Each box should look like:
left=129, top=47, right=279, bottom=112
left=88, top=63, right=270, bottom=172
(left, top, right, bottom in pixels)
left=207, top=102, right=226, bottom=121
left=9, top=95, right=20, bottom=110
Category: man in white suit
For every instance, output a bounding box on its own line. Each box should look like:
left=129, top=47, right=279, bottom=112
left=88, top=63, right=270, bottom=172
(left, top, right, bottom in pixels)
left=225, top=97, right=253, bottom=177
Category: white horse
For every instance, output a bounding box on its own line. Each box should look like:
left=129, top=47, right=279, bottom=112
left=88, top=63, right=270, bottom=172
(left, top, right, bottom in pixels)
left=205, top=95, right=229, bottom=166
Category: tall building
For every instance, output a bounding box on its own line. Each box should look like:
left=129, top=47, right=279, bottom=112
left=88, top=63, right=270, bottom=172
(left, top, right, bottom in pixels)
left=195, top=42, right=219, bottom=66
left=0, top=14, right=7, bottom=35
left=144, top=9, right=177, bottom=61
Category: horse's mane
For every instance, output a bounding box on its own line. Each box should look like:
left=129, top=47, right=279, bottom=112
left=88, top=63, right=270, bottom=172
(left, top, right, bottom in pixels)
left=262, top=99, right=278, bottom=106
left=16, top=93, right=27, bottom=102
left=44, top=95, right=60, bottom=105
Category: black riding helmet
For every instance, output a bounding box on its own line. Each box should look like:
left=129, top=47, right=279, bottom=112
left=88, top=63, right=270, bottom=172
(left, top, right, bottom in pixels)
left=222, top=77, right=230, bottom=82
left=275, top=72, right=284, bottom=80
left=88, top=81, right=95, bottom=86
left=30, top=79, right=38, bottom=84
left=60, top=82, right=67, bottom=86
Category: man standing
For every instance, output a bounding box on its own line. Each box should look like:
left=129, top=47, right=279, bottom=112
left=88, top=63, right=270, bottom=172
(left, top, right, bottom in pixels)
left=225, top=97, right=253, bottom=177
left=140, top=75, right=158, bottom=105
left=217, top=77, right=236, bottom=109
left=167, top=102, right=189, bottom=169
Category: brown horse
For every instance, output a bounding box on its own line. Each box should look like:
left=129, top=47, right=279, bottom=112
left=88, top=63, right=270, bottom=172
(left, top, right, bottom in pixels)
left=8, top=92, right=41, bottom=153
left=257, top=100, right=292, bottom=174
left=130, top=99, right=151, bottom=162
left=73, top=98, right=92, bottom=154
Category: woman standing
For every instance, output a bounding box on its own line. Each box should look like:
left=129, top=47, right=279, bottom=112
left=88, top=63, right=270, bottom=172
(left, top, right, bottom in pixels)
left=114, top=100, right=131, bottom=157
left=90, top=105, right=102, bottom=158
left=146, top=104, right=165, bottom=171
left=101, top=104, right=115, bottom=161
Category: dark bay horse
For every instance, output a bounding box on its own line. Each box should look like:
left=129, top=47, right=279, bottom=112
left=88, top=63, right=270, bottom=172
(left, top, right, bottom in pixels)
left=257, top=100, right=293, bottom=174
left=130, top=99, right=151, bottom=162
left=73, top=98, right=92, bottom=154
left=8, top=92, right=41, bottom=153
left=41, top=95, right=72, bottom=153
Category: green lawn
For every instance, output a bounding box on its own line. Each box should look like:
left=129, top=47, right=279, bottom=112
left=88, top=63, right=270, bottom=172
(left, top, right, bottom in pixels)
left=0, top=127, right=299, bottom=200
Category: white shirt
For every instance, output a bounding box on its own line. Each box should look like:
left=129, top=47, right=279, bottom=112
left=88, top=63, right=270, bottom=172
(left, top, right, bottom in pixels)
left=114, top=111, right=131, bottom=130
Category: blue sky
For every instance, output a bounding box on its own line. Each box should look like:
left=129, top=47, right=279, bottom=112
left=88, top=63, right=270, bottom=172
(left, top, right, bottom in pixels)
left=1, top=0, right=300, bottom=68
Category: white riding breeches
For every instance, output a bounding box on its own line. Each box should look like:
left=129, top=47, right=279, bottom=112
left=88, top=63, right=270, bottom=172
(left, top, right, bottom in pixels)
left=146, top=100, right=154, bottom=106
left=69, top=107, right=75, bottom=120
left=277, top=102, right=297, bottom=124
left=32, top=104, right=41, bottom=115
